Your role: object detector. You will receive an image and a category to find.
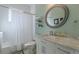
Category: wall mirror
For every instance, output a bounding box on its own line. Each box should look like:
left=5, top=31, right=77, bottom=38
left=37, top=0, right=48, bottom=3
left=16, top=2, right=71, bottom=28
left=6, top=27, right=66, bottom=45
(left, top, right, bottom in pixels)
left=45, top=4, right=69, bottom=28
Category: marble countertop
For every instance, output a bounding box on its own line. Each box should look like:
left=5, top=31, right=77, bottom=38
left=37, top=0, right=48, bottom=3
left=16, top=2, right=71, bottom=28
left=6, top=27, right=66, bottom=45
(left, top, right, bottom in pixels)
left=42, top=36, right=79, bottom=50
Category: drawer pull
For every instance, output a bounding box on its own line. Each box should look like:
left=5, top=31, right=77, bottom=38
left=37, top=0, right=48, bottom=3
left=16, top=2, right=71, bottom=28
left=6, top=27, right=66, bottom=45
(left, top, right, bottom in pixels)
left=57, top=47, right=71, bottom=54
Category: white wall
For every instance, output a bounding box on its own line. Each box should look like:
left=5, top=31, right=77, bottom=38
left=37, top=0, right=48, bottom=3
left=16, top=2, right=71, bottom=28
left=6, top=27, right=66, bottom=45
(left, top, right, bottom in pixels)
left=0, top=6, right=9, bottom=43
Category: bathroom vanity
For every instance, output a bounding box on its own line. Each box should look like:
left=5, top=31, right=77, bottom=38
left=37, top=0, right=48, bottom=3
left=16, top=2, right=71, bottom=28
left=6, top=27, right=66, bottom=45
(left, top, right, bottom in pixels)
left=36, top=35, right=79, bottom=54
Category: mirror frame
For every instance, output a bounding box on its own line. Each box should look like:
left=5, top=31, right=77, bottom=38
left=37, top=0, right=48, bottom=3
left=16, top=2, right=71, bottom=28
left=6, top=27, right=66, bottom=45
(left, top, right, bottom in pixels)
left=45, top=4, right=69, bottom=28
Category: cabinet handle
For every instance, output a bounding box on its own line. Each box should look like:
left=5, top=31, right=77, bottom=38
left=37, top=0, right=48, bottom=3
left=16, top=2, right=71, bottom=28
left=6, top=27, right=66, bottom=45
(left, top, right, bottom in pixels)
left=57, top=47, right=71, bottom=54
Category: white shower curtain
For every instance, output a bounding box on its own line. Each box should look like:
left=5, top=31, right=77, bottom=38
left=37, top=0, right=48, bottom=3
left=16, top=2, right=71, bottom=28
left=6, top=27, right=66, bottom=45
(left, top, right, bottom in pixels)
left=11, top=9, right=33, bottom=50
left=0, top=6, right=33, bottom=53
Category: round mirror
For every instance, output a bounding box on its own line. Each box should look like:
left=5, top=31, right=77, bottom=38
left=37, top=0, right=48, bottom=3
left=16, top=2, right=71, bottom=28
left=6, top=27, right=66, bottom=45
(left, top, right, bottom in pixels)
left=45, top=4, right=69, bottom=28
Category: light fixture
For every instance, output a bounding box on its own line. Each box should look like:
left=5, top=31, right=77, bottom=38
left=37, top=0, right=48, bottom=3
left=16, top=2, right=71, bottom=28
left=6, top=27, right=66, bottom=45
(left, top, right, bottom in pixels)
left=8, top=9, right=12, bottom=22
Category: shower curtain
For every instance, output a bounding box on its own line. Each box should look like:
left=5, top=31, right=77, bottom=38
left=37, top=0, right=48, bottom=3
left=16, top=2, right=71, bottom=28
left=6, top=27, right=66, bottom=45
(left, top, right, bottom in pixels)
left=0, top=6, right=33, bottom=53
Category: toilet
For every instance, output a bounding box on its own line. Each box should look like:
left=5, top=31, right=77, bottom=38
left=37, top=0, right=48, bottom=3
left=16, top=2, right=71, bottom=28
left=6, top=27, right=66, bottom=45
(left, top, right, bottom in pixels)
left=23, top=41, right=36, bottom=54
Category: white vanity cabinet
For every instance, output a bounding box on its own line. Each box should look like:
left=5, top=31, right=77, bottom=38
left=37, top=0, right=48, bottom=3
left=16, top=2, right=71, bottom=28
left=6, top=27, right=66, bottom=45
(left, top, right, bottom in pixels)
left=36, top=38, right=79, bottom=54
left=40, top=40, right=73, bottom=54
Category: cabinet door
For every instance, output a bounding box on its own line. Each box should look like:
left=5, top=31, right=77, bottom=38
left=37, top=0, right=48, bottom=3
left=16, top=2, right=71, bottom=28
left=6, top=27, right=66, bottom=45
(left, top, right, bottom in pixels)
left=41, top=40, right=57, bottom=54
left=41, top=44, right=57, bottom=54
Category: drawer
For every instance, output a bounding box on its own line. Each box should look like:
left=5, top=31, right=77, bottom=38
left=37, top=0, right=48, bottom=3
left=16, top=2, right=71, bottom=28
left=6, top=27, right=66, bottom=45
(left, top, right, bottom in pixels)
left=56, top=44, right=75, bottom=54
left=73, top=50, right=79, bottom=54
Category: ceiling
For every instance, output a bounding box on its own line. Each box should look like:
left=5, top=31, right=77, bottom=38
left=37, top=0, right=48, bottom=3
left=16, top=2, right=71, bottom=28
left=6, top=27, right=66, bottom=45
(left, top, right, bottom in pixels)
left=1, top=4, right=35, bottom=13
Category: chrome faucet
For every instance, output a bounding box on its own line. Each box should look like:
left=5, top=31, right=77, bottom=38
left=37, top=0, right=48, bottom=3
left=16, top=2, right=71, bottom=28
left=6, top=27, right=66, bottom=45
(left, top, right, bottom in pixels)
left=49, top=31, right=53, bottom=36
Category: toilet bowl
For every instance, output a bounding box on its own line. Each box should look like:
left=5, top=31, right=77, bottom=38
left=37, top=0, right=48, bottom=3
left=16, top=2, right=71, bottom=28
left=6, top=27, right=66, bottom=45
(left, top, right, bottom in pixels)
left=23, top=41, right=36, bottom=54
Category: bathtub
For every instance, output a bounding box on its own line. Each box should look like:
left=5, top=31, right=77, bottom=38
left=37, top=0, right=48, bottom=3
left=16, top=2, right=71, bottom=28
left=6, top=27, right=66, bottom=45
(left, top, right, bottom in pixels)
left=1, top=42, right=17, bottom=54
left=0, top=41, right=36, bottom=54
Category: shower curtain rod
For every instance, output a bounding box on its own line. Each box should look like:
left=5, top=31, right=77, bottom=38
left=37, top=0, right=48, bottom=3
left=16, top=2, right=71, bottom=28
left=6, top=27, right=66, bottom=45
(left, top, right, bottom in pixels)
left=0, top=5, right=36, bottom=15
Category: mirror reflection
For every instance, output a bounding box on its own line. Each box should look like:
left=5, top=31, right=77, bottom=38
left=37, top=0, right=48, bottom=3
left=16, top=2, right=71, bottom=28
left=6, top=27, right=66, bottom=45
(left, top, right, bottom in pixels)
left=45, top=5, right=69, bottom=28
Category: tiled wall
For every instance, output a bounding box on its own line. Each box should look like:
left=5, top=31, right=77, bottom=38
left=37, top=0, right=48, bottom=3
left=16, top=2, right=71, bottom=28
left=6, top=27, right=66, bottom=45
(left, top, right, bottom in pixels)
left=35, top=4, right=79, bottom=37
